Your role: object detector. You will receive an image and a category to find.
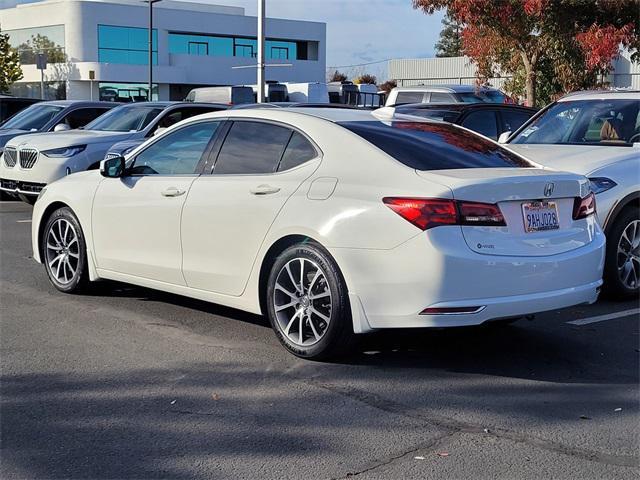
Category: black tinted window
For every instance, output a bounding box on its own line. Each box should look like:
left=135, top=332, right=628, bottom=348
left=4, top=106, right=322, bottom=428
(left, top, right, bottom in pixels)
left=430, top=92, right=455, bottom=103
left=462, top=110, right=498, bottom=139
left=501, top=110, right=533, bottom=133
left=278, top=132, right=316, bottom=171
left=395, top=92, right=425, bottom=104
left=215, top=121, right=292, bottom=174
left=340, top=121, right=532, bottom=170
left=63, top=108, right=110, bottom=129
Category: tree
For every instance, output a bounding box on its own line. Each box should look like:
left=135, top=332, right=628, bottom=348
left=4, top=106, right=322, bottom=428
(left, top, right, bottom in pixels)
left=378, top=79, right=397, bottom=94
left=413, top=0, right=639, bottom=107
left=0, top=26, right=22, bottom=94
left=435, top=13, right=463, bottom=57
left=329, top=70, right=348, bottom=82
left=353, top=73, right=377, bottom=85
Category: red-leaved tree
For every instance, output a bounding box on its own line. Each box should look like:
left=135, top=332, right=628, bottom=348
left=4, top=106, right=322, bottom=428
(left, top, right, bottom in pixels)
left=413, top=0, right=639, bottom=106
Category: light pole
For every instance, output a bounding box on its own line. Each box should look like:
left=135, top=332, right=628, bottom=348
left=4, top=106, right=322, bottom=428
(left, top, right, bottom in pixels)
left=143, top=0, right=161, bottom=101
left=257, top=0, right=265, bottom=103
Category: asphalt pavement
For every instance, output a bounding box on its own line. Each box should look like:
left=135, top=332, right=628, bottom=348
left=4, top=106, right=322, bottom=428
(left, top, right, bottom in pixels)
left=1, top=201, right=638, bottom=479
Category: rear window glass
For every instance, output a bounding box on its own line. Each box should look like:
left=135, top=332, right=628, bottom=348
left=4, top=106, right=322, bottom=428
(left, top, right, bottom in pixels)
left=340, top=121, right=533, bottom=170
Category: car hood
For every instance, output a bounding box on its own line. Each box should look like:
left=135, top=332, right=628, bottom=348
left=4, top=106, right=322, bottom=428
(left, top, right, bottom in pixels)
left=0, top=129, right=30, bottom=149
left=106, top=138, right=145, bottom=156
left=5, top=130, right=135, bottom=150
left=506, top=144, right=639, bottom=175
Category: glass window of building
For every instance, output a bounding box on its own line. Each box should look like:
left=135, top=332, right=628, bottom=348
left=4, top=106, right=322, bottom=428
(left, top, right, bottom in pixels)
left=98, top=82, right=158, bottom=102
left=5, top=25, right=65, bottom=65
left=98, top=25, right=158, bottom=65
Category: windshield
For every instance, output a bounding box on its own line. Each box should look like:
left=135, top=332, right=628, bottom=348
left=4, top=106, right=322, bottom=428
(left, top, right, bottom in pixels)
left=396, top=107, right=459, bottom=122
left=84, top=105, right=164, bottom=132
left=480, top=90, right=507, bottom=103
left=512, top=99, right=640, bottom=146
left=457, top=92, right=487, bottom=103
left=1, top=104, right=64, bottom=131
left=340, top=121, right=533, bottom=170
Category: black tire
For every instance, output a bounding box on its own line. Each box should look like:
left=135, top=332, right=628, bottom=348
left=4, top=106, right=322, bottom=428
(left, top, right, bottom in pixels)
left=41, top=207, right=89, bottom=293
left=603, top=206, right=640, bottom=300
left=266, top=242, right=355, bottom=360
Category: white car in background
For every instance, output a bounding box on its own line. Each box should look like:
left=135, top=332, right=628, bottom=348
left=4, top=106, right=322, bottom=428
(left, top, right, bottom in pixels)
left=32, top=108, right=604, bottom=359
left=503, top=91, right=639, bottom=298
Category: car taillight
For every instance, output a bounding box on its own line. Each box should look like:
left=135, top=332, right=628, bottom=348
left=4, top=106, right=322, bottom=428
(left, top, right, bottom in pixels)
left=573, top=192, right=596, bottom=220
left=383, top=198, right=457, bottom=230
left=458, top=201, right=506, bottom=226
left=383, top=197, right=506, bottom=230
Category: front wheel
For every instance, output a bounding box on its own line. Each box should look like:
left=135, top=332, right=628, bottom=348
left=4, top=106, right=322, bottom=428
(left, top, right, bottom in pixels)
left=42, top=207, right=89, bottom=293
left=604, top=207, right=640, bottom=299
left=266, top=242, right=355, bottom=360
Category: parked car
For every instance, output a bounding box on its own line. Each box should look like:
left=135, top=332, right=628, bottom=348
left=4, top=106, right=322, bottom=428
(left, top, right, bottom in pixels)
left=0, top=95, right=41, bottom=124
left=32, top=108, right=604, bottom=359
left=0, top=102, right=227, bottom=203
left=374, top=103, right=537, bottom=140
left=385, top=85, right=512, bottom=106
left=503, top=90, right=640, bottom=298
left=185, top=86, right=255, bottom=105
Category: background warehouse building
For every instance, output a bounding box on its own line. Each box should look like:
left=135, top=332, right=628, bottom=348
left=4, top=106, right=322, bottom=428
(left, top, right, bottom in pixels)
left=388, top=51, right=640, bottom=90
left=0, top=0, right=326, bottom=101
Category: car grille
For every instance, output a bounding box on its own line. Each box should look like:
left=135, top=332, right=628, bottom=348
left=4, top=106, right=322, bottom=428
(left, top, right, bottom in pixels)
left=19, top=148, right=39, bottom=169
left=3, top=147, right=17, bottom=167
left=0, top=178, right=45, bottom=194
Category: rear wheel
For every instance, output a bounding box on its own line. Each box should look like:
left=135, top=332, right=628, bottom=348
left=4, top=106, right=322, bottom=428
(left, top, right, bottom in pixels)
left=42, top=207, right=89, bottom=293
left=266, top=242, right=355, bottom=360
left=604, top=207, right=640, bottom=299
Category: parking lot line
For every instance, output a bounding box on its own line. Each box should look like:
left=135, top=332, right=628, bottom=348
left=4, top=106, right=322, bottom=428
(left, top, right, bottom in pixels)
left=16, top=219, right=31, bottom=223
left=566, top=308, right=640, bottom=326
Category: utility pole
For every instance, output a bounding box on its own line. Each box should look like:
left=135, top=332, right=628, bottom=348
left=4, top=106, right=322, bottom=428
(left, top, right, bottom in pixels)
left=257, top=0, right=265, bottom=103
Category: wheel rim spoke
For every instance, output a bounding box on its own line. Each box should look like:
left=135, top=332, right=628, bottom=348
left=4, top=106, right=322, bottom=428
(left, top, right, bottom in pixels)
left=45, top=219, right=79, bottom=285
left=618, top=220, right=640, bottom=288
left=273, top=257, right=332, bottom=347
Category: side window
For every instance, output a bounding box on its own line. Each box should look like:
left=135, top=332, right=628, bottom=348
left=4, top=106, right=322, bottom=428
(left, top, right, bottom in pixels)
left=395, top=92, right=425, bottom=104
left=214, top=121, right=292, bottom=174
left=63, top=108, right=110, bottom=129
left=278, top=132, right=317, bottom=171
left=154, top=107, right=222, bottom=132
left=130, top=121, right=219, bottom=175
left=430, top=92, right=455, bottom=103
left=501, top=110, right=533, bottom=133
left=461, top=110, right=499, bottom=140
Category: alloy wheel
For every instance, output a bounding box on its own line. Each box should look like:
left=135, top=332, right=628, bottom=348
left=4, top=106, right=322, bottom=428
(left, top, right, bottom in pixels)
left=617, top=219, right=640, bottom=290
left=272, top=257, right=332, bottom=346
left=45, top=218, right=80, bottom=285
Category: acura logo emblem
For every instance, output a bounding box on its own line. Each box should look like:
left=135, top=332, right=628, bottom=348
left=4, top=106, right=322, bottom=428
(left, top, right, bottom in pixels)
left=544, top=182, right=555, bottom=197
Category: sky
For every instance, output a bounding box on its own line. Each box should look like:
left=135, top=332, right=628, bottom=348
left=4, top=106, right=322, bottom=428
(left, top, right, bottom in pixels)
left=1, top=0, right=445, bottom=80
left=209, top=0, right=445, bottom=80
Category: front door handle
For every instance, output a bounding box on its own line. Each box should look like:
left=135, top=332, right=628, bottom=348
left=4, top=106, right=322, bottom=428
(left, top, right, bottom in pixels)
left=250, top=184, right=281, bottom=195
left=161, top=187, right=186, bottom=197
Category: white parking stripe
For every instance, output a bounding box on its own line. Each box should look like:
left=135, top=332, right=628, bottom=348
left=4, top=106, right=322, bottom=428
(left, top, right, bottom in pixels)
left=16, top=219, right=32, bottom=223
left=566, top=308, right=640, bottom=326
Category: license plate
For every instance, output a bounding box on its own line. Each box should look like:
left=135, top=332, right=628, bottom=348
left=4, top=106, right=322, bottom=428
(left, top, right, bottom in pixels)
left=522, top=201, right=560, bottom=233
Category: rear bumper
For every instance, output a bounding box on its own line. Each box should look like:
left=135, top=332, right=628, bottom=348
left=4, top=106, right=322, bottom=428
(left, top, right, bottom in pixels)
left=331, top=225, right=606, bottom=330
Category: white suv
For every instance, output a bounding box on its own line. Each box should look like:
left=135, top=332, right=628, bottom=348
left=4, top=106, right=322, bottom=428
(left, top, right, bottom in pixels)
left=504, top=90, right=640, bottom=298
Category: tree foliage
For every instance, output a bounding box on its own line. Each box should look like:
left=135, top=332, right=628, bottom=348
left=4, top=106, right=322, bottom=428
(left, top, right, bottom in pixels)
left=16, top=34, right=66, bottom=64
left=413, top=0, right=640, bottom=106
left=353, top=73, right=377, bottom=85
left=435, top=13, right=463, bottom=57
left=378, top=79, right=397, bottom=94
left=329, top=70, right=348, bottom=82
left=0, top=26, right=23, bottom=94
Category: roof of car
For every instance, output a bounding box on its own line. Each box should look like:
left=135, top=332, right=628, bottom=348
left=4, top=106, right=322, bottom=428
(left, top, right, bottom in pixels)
left=390, top=102, right=536, bottom=112
left=558, top=90, right=640, bottom=101
left=392, top=85, right=500, bottom=93
left=28, top=100, right=119, bottom=108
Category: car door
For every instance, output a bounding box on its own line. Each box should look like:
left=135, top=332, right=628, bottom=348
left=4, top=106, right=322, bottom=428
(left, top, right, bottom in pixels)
left=499, top=109, right=534, bottom=136
left=181, top=119, right=321, bottom=295
left=460, top=110, right=499, bottom=140
left=91, top=120, right=222, bottom=284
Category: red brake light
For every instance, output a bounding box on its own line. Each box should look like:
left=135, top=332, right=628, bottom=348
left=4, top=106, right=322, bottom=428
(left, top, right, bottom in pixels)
left=383, top=198, right=457, bottom=230
left=458, top=201, right=506, bottom=226
left=383, top=198, right=506, bottom=230
left=573, top=192, right=596, bottom=220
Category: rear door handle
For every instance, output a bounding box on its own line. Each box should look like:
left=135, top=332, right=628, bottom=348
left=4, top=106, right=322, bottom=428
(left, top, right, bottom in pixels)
left=161, top=187, right=186, bottom=197
left=250, top=184, right=281, bottom=195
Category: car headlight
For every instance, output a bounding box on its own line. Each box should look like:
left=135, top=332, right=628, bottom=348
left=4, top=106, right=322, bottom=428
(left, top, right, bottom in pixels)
left=42, top=145, right=87, bottom=158
left=589, top=177, right=617, bottom=194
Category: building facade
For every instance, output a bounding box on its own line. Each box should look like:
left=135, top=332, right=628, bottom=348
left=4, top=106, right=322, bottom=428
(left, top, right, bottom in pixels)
left=1, top=0, right=326, bottom=101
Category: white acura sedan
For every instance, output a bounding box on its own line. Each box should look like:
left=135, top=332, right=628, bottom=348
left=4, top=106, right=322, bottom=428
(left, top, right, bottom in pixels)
left=32, top=108, right=605, bottom=359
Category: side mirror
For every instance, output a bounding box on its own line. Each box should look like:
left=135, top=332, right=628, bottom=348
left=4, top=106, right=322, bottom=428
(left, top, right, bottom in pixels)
left=100, top=155, right=125, bottom=178
left=498, top=131, right=511, bottom=144
left=54, top=123, right=71, bottom=132
left=153, top=126, right=167, bottom=137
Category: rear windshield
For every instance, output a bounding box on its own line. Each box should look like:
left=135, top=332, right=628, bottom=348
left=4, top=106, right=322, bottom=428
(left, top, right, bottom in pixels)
left=340, top=121, right=533, bottom=170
